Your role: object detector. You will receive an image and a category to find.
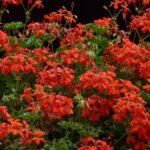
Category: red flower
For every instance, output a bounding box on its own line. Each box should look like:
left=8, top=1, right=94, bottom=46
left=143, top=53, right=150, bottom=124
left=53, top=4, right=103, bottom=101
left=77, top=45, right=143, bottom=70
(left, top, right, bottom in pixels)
left=31, top=131, right=46, bottom=145
left=0, top=123, right=8, bottom=140
left=94, top=18, right=112, bottom=28
left=0, top=54, right=38, bottom=75
left=82, top=95, right=114, bottom=122
left=58, top=48, right=94, bottom=66
left=78, top=137, right=113, bottom=150
left=0, top=106, right=11, bottom=120
left=131, top=8, right=150, bottom=33
left=37, top=66, right=75, bottom=87
left=143, top=84, right=150, bottom=92
left=40, top=93, right=73, bottom=120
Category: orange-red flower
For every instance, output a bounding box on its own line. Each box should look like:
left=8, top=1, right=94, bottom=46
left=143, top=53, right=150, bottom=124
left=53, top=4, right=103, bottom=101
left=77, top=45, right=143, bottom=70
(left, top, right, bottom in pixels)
left=0, top=54, right=38, bottom=75
left=82, top=95, right=114, bottom=122
left=78, top=137, right=113, bottom=150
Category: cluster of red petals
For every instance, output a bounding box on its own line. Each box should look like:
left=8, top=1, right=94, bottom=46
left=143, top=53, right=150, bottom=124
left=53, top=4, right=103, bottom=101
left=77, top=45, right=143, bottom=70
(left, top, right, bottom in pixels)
left=0, top=30, right=11, bottom=51
left=0, top=106, right=45, bottom=145
left=21, top=84, right=74, bottom=120
left=106, top=38, right=140, bottom=67
left=114, top=96, right=150, bottom=150
left=0, top=1, right=149, bottom=149
left=60, top=23, right=93, bottom=47
left=0, top=106, right=11, bottom=120
left=0, top=122, right=8, bottom=140
left=37, top=66, right=75, bottom=87
left=44, top=7, right=76, bottom=24
left=33, top=50, right=59, bottom=68
left=110, top=0, right=149, bottom=17
left=76, top=67, right=118, bottom=96
left=139, top=60, right=150, bottom=81
left=131, top=8, right=150, bottom=33
left=32, top=48, right=50, bottom=63
left=82, top=95, right=114, bottom=122
left=40, top=93, right=73, bottom=120
left=27, top=22, right=47, bottom=37
left=143, top=79, right=150, bottom=92
left=113, top=80, right=150, bottom=150
left=58, top=48, right=95, bottom=66
left=94, top=17, right=119, bottom=35
left=27, top=22, right=60, bottom=37
left=9, top=118, right=45, bottom=145
left=113, top=94, right=145, bottom=121
left=78, top=137, right=112, bottom=150
left=94, top=17, right=112, bottom=28
left=0, top=54, right=38, bottom=74
left=105, top=37, right=150, bottom=76
left=114, top=79, right=140, bottom=95
left=0, top=31, right=30, bottom=53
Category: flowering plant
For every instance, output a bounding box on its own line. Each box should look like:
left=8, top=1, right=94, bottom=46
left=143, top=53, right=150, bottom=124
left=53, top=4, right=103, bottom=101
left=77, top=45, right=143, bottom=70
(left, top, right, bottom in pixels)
left=0, top=0, right=150, bottom=149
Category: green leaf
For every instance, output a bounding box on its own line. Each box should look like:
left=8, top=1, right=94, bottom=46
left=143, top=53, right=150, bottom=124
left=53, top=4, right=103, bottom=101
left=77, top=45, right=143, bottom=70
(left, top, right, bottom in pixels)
left=17, top=38, right=28, bottom=48
left=85, top=23, right=107, bottom=35
left=95, top=56, right=103, bottom=65
left=3, top=22, right=25, bottom=34
left=55, top=140, right=69, bottom=150
left=21, top=112, right=41, bottom=122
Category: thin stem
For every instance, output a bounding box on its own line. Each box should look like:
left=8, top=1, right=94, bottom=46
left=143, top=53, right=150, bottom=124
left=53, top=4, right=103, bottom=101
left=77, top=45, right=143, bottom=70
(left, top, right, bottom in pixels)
left=22, top=3, right=36, bottom=33
left=0, top=5, right=7, bottom=23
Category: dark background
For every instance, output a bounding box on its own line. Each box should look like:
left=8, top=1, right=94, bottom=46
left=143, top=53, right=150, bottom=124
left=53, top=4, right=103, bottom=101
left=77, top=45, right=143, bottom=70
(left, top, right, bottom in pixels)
left=3, top=0, right=112, bottom=24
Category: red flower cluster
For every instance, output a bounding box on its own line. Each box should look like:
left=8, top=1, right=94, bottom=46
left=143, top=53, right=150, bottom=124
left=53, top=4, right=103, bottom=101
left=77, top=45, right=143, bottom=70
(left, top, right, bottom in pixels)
left=0, top=54, right=38, bottom=74
left=94, top=17, right=112, bottom=28
left=0, top=30, right=11, bottom=51
left=0, top=106, right=45, bottom=145
left=77, top=67, right=118, bottom=96
left=0, top=106, right=11, bottom=120
left=60, top=24, right=91, bottom=48
left=40, top=93, right=73, bottom=120
left=82, top=95, right=114, bottom=122
left=143, top=79, right=150, bottom=92
left=110, top=0, right=149, bottom=17
left=113, top=80, right=150, bottom=150
left=33, top=48, right=50, bottom=63
left=37, top=66, right=75, bottom=87
left=105, top=37, right=150, bottom=77
left=27, top=21, right=60, bottom=37
left=44, top=7, right=76, bottom=24
left=131, top=8, right=150, bottom=33
left=0, top=1, right=149, bottom=149
left=21, top=84, right=74, bottom=120
left=139, top=60, right=150, bottom=81
left=58, top=48, right=95, bottom=66
left=78, top=137, right=112, bottom=150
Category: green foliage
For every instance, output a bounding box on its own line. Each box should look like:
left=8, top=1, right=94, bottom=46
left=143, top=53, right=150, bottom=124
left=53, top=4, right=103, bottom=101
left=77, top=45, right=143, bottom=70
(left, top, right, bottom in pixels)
left=3, top=22, right=25, bottom=34
left=44, top=139, right=70, bottom=150
left=85, top=23, right=107, bottom=35
left=58, top=121, right=101, bottom=138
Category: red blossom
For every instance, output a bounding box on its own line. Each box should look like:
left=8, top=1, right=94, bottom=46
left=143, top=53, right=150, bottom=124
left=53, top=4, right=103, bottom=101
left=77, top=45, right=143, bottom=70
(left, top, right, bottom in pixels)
left=0, top=106, right=11, bottom=120
left=37, top=66, right=75, bottom=87
left=77, top=67, right=118, bottom=97
left=40, top=93, right=74, bottom=120
left=0, top=123, right=8, bottom=140
left=94, top=18, right=112, bottom=28
left=131, top=8, right=150, bottom=33
left=0, top=54, right=38, bottom=75
left=78, top=137, right=113, bottom=150
left=44, top=7, right=76, bottom=24
left=82, top=95, right=114, bottom=122
left=105, top=37, right=150, bottom=79
left=58, top=48, right=95, bottom=66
